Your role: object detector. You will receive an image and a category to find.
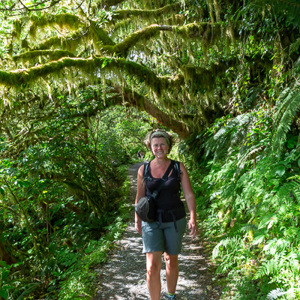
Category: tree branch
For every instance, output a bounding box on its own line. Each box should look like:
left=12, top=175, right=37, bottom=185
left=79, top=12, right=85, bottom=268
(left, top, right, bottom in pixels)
left=107, top=86, right=190, bottom=139
left=113, top=3, right=181, bottom=20
left=13, top=50, right=76, bottom=62
left=101, top=23, right=222, bottom=56
left=0, top=0, right=62, bottom=13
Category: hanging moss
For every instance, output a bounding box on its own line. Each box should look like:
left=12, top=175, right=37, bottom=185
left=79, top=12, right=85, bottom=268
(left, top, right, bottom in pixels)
left=0, top=56, right=174, bottom=97
left=207, top=0, right=215, bottom=23
left=33, top=36, right=63, bottom=50
left=29, top=14, right=87, bottom=37
left=180, top=58, right=239, bottom=93
left=13, top=50, right=76, bottom=62
left=213, top=0, right=221, bottom=22
left=90, top=21, right=115, bottom=46
left=113, top=3, right=181, bottom=20
left=12, top=19, right=22, bottom=40
left=173, top=22, right=221, bottom=41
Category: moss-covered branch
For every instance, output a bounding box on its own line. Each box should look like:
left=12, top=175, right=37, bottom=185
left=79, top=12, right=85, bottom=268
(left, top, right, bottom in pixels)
left=181, top=58, right=240, bottom=91
left=0, top=56, right=181, bottom=94
left=101, top=22, right=223, bottom=56
left=29, top=13, right=87, bottom=37
left=101, top=24, right=160, bottom=56
left=113, top=3, right=181, bottom=20
left=90, top=21, right=115, bottom=46
left=21, top=21, right=224, bottom=62
left=107, top=86, right=190, bottom=139
left=29, top=22, right=113, bottom=54
left=13, top=50, right=76, bottom=62
left=0, top=54, right=242, bottom=99
left=172, top=22, right=222, bottom=41
left=93, top=0, right=125, bottom=9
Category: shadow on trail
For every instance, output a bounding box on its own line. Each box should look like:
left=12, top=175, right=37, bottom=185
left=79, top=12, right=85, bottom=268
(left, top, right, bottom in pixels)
left=94, top=162, right=222, bottom=300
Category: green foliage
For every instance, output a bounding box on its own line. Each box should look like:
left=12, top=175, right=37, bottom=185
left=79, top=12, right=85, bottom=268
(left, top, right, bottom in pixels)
left=273, top=86, right=300, bottom=151
left=58, top=212, right=130, bottom=299
left=0, top=89, right=151, bottom=298
left=189, top=72, right=300, bottom=298
left=0, top=0, right=299, bottom=299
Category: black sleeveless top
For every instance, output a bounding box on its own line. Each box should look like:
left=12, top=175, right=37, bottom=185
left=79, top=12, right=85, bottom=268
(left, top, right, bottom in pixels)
left=144, top=160, right=186, bottom=223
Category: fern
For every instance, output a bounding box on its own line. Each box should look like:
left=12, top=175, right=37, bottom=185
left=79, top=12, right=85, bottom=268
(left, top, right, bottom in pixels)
left=254, top=252, right=299, bottom=280
left=267, top=288, right=287, bottom=300
left=236, top=144, right=264, bottom=175
left=10, top=282, right=42, bottom=299
left=212, top=236, right=242, bottom=259
left=277, top=181, right=300, bottom=203
left=254, top=256, right=282, bottom=279
left=204, top=113, right=253, bottom=161
left=273, top=86, right=300, bottom=152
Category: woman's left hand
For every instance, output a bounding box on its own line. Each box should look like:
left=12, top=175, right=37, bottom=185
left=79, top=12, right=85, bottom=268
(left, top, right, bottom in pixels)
left=188, top=219, right=198, bottom=238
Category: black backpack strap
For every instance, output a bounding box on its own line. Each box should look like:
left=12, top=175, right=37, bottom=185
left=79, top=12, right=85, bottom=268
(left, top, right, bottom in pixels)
left=174, top=161, right=181, bottom=181
left=143, top=162, right=149, bottom=178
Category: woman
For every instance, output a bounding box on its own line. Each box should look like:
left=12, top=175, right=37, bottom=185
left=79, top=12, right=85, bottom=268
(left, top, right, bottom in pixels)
left=135, top=129, right=198, bottom=300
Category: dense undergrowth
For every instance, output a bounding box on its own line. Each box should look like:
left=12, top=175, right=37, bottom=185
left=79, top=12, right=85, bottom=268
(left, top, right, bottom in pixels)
left=187, top=91, right=300, bottom=299
left=0, top=102, right=152, bottom=299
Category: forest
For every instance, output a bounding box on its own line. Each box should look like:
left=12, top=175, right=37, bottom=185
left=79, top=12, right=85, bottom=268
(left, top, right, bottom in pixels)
left=0, top=0, right=299, bottom=299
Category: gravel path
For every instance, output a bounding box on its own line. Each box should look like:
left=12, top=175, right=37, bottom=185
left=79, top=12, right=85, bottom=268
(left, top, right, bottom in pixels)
left=94, top=162, right=222, bottom=300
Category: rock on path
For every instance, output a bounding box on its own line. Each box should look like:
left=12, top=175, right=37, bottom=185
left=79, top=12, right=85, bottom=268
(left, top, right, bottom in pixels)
left=94, top=162, right=222, bottom=299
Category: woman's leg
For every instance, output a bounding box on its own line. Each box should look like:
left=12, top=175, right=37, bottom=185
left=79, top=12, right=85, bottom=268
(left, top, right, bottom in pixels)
left=164, top=253, right=179, bottom=294
left=146, top=251, right=163, bottom=300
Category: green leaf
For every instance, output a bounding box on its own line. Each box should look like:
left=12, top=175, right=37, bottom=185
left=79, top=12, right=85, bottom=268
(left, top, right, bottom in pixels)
left=274, top=165, right=285, bottom=177
left=252, top=234, right=265, bottom=245
left=0, top=290, right=8, bottom=299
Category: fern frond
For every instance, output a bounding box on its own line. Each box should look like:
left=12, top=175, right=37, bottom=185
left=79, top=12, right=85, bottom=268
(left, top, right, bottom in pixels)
left=272, top=87, right=300, bottom=152
left=290, top=180, right=300, bottom=202
left=267, top=288, right=287, bottom=300
left=277, top=181, right=300, bottom=203
left=212, top=236, right=242, bottom=258
left=236, top=144, right=264, bottom=172
left=241, top=224, right=257, bottom=232
left=205, top=113, right=252, bottom=161
left=254, top=258, right=280, bottom=279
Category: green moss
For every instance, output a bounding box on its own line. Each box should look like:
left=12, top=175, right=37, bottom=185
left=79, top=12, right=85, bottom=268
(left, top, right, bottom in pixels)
left=90, top=21, right=115, bottom=46
left=13, top=50, right=75, bottom=62
left=101, top=24, right=160, bottom=56
left=12, top=19, right=22, bottom=40
left=0, top=71, right=19, bottom=86
left=173, top=22, right=221, bottom=41
left=114, top=3, right=181, bottom=19
left=29, top=14, right=86, bottom=38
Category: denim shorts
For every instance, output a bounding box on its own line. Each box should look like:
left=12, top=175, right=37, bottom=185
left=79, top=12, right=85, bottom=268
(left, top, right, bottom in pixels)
left=141, top=217, right=187, bottom=255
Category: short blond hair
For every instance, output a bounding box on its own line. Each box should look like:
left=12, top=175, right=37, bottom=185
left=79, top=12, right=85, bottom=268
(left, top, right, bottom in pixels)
left=145, top=129, right=173, bottom=153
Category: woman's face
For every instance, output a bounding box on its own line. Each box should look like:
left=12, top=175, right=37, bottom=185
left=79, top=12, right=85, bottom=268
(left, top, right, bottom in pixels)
left=150, top=137, right=169, bottom=158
